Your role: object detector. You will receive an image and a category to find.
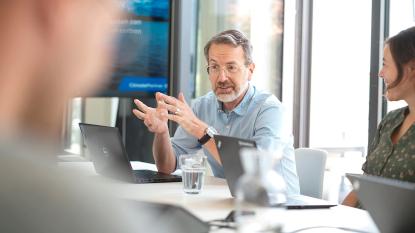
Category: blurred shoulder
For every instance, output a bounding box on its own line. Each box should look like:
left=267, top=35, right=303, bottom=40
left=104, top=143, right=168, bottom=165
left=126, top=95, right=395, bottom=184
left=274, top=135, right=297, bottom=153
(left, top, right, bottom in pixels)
left=0, top=138, right=141, bottom=233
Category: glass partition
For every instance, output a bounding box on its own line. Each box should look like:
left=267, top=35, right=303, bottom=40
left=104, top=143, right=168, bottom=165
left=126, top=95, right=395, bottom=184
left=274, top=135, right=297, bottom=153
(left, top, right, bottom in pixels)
left=195, top=0, right=284, bottom=98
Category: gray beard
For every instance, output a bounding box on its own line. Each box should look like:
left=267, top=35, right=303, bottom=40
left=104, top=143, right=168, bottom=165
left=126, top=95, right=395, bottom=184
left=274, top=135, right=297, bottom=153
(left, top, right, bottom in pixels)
left=215, top=82, right=249, bottom=103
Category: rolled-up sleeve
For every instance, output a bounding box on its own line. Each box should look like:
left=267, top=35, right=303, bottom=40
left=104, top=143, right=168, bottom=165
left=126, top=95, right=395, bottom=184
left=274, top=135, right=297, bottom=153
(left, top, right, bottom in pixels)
left=171, top=127, right=201, bottom=170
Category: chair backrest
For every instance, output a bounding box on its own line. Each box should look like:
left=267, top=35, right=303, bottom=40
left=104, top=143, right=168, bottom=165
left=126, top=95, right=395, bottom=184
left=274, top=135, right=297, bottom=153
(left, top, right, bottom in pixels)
left=294, top=148, right=328, bottom=199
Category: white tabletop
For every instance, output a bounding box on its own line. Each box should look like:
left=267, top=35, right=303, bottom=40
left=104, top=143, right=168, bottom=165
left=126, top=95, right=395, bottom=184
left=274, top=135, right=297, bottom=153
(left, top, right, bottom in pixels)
left=59, top=160, right=380, bottom=233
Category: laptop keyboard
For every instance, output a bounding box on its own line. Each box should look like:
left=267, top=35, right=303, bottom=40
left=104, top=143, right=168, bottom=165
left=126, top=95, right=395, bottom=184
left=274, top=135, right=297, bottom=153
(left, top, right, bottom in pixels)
left=132, top=170, right=182, bottom=183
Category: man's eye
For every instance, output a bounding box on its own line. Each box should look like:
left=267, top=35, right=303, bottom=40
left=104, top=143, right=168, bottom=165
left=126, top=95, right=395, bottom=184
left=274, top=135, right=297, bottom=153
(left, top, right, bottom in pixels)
left=210, top=65, right=219, bottom=71
left=227, top=65, right=238, bottom=72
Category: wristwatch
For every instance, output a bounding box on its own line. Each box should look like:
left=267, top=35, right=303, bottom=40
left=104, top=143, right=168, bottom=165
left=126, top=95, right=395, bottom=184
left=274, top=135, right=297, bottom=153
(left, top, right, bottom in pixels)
left=198, top=126, right=217, bottom=145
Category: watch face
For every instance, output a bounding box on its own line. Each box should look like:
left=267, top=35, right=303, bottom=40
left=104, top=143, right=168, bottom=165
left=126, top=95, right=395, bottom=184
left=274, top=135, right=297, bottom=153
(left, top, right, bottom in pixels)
left=207, top=127, right=217, bottom=137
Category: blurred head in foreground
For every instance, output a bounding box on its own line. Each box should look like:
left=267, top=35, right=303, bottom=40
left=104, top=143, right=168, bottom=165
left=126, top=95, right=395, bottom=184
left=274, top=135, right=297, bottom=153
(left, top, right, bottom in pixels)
left=0, top=0, right=117, bottom=139
left=0, top=1, right=154, bottom=232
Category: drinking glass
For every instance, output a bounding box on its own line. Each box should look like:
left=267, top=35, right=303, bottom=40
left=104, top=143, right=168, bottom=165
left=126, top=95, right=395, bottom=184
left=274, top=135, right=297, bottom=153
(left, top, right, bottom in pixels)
left=179, top=153, right=207, bottom=194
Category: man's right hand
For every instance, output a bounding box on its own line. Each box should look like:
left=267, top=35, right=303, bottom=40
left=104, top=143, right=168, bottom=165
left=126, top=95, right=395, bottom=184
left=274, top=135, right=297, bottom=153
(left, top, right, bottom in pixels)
left=132, top=98, right=169, bottom=134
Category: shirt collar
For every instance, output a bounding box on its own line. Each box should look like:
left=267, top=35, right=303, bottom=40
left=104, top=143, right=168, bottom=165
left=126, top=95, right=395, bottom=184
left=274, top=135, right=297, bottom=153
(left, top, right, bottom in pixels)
left=215, top=84, right=255, bottom=116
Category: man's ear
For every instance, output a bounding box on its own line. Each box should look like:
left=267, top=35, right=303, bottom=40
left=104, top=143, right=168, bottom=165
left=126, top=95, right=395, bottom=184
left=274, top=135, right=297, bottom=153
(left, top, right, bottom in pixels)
left=247, top=63, right=255, bottom=81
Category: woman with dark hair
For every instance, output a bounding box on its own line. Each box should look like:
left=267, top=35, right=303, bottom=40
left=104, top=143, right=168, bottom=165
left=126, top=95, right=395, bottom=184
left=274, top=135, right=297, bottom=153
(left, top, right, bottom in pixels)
left=343, top=26, right=415, bottom=207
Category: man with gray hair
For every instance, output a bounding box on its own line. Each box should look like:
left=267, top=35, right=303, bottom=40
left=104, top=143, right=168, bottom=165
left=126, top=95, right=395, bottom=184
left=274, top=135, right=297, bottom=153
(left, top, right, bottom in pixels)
left=133, top=29, right=300, bottom=195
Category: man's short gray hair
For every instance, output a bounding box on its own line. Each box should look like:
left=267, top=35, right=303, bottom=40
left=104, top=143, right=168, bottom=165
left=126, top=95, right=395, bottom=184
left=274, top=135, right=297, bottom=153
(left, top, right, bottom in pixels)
left=204, top=29, right=253, bottom=65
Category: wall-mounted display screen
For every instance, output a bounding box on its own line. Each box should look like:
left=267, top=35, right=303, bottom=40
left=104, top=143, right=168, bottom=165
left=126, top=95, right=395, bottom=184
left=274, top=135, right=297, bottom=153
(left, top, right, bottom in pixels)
left=100, top=0, right=171, bottom=97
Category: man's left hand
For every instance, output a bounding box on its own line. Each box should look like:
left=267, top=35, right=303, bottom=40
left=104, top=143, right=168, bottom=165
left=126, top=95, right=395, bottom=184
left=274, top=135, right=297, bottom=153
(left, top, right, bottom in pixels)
left=156, top=92, right=207, bottom=139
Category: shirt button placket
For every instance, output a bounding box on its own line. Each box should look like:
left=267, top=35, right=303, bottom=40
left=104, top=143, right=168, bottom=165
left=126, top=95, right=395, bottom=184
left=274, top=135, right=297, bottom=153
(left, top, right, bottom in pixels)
left=225, top=113, right=232, bottom=135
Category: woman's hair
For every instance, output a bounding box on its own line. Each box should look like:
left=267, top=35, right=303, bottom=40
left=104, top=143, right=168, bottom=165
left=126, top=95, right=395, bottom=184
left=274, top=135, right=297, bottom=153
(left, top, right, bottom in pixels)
left=204, top=29, right=253, bottom=66
left=386, top=26, right=415, bottom=89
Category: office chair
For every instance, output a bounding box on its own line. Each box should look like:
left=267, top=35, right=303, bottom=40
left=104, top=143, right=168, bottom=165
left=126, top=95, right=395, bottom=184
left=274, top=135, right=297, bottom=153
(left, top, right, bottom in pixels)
left=295, top=148, right=328, bottom=199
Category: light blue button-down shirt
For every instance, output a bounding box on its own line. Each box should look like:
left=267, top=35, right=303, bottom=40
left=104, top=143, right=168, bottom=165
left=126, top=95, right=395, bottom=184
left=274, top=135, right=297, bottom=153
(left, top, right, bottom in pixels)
left=171, top=84, right=300, bottom=195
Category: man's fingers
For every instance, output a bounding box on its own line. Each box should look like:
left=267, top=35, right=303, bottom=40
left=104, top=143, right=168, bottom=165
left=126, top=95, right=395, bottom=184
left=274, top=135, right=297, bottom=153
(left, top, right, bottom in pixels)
left=165, top=113, right=180, bottom=123
left=155, top=92, right=165, bottom=102
left=157, top=100, right=168, bottom=109
left=143, top=119, right=153, bottom=128
left=134, top=99, right=149, bottom=113
left=178, top=92, right=187, bottom=105
left=158, top=93, right=179, bottom=106
left=160, top=102, right=181, bottom=114
left=132, top=109, right=145, bottom=120
left=157, top=93, right=190, bottom=113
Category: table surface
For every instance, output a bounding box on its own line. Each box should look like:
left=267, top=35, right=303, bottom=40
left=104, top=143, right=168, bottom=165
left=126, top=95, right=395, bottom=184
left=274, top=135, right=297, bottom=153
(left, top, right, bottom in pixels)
left=59, top=159, right=380, bottom=233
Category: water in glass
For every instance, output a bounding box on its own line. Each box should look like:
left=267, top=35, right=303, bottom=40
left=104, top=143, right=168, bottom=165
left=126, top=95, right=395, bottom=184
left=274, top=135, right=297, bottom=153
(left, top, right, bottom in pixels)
left=179, top=153, right=207, bottom=194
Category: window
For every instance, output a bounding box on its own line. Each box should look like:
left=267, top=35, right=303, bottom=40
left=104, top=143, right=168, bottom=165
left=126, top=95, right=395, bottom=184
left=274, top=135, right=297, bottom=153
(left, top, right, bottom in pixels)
left=195, top=0, right=284, bottom=98
left=64, top=98, right=119, bottom=156
left=308, top=0, right=372, bottom=202
left=309, top=0, right=371, bottom=156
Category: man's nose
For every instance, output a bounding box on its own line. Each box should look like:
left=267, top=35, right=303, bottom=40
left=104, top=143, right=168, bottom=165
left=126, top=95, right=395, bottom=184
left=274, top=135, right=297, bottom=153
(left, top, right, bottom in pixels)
left=217, top=68, right=229, bottom=82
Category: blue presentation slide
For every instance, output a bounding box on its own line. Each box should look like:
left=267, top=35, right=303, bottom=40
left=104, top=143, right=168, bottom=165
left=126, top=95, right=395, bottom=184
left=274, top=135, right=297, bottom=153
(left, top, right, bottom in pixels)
left=105, top=0, right=170, bottom=96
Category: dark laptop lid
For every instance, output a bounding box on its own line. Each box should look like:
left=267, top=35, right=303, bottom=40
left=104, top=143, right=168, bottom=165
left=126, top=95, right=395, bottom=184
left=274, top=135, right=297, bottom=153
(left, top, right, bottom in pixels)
left=214, top=135, right=256, bottom=197
left=215, top=135, right=336, bottom=209
left=79, top=123, right=135, bottom=182
left=346, top=174, right=415, bottom=233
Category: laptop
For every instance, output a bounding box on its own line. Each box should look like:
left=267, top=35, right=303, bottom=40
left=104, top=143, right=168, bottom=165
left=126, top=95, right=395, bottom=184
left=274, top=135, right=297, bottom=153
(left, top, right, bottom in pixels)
left=346, top=173, right=415, bottom=233
left=214, top=135, right=336, bottom=209
left=79, top=123, right=181, bottom=183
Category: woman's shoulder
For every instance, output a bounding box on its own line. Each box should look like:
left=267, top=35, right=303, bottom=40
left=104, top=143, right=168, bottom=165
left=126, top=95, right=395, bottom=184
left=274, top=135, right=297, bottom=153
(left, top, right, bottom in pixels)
left=381, top=106, right=408, bottom=123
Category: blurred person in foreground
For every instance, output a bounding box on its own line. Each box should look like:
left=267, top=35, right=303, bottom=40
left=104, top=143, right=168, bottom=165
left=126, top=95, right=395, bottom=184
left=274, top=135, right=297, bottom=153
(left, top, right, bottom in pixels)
left=343, top=26, right=415, bottom=208
left=0, top=1, right=148, bottom=232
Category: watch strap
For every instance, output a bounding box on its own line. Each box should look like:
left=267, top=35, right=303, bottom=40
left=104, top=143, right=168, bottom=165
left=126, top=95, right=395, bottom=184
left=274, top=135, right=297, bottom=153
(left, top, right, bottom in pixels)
left=198, top=133, right=211, bottom=145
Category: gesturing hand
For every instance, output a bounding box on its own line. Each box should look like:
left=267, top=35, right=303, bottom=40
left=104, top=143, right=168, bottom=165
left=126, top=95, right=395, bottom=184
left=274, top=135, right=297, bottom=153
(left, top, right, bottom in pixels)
left=156, top=92, right=207, bottom=139
left=132, top=98, right=169, bottom=134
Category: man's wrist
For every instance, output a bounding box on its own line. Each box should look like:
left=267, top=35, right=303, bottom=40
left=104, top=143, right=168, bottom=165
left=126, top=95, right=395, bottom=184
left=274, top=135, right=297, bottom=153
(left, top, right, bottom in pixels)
left=195, top=122, right=208, bottom=139
left=155, top=128, right=170, bottom=137
left=197, top=126, right=217, bottom=145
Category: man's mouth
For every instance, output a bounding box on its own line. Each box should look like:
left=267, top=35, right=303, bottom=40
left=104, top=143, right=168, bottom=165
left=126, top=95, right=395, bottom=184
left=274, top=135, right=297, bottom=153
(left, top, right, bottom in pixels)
left=216, top=86, right=233, bottom=93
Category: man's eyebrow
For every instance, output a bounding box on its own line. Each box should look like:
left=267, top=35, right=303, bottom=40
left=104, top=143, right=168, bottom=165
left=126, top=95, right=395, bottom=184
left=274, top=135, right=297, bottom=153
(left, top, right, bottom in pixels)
left=208, top=59, right=238, bottom=65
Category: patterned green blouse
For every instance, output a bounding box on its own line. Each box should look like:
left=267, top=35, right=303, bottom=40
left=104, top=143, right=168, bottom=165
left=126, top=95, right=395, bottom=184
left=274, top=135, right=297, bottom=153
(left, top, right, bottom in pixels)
left=362, top=106, right=415, bottom=183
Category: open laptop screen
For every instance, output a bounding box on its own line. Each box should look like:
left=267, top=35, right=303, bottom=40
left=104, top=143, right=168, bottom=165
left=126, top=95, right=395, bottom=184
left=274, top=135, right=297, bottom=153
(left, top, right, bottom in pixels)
left=346, top=173, right=415, bottom=233
left=79, top=123, right=135, bottom=182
